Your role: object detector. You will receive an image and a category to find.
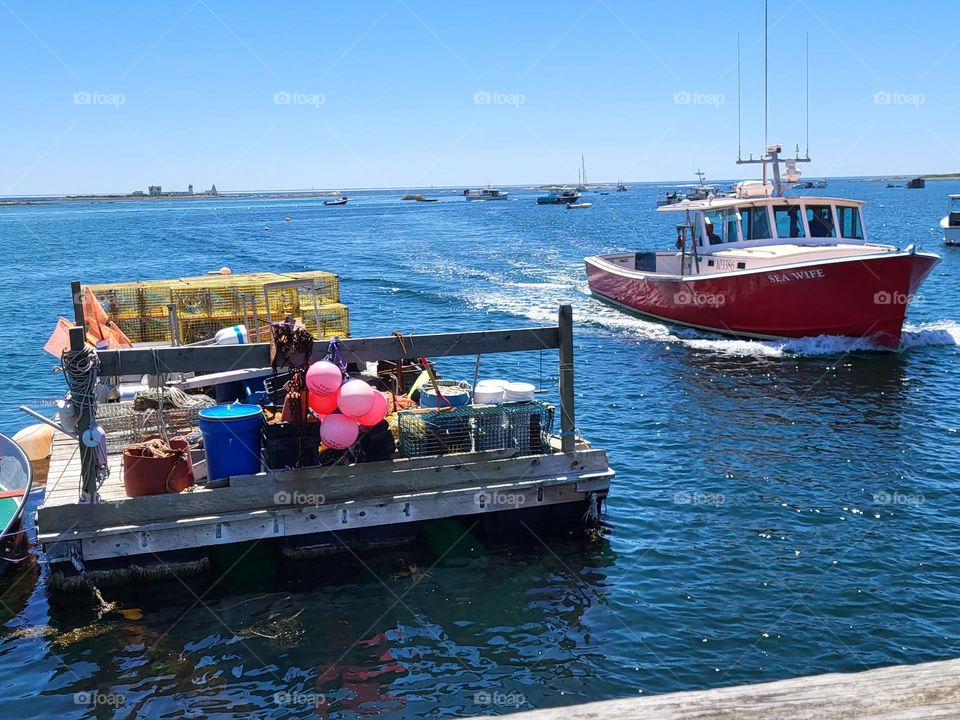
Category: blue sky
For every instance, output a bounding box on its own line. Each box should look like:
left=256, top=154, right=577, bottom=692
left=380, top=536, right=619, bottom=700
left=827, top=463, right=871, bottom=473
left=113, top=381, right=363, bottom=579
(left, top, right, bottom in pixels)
left=1, top=1, right=957, bottom=194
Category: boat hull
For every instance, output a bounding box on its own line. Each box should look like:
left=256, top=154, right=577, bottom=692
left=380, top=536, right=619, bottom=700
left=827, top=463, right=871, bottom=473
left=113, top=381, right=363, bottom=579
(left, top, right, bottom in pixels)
left=585, top=251, right=939, bottom=348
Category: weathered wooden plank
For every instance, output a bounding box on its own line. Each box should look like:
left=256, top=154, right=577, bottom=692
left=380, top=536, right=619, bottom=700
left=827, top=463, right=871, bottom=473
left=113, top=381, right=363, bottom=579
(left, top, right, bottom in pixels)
left=42, top=475, right=594, bottom=561
left=94, top=326, right=560, bottom=375
left=479, top=657, right=960, bottom=719
left=36, top=450, right=610, bottom=533
left=173, top=367, right=273, bottom=390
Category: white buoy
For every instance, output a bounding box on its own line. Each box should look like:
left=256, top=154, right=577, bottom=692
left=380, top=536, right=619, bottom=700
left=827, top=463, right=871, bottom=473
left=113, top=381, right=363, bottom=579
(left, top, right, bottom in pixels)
left=13, top=423, right=54, bottom=461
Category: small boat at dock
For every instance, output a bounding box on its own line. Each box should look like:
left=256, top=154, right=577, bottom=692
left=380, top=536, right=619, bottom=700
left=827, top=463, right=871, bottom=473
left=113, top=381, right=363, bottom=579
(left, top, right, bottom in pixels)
left=942, top=195, right=960, bottom=246
left=323, top=197, right=348, bottom=206
left=0, top=433, right=33, bottom=573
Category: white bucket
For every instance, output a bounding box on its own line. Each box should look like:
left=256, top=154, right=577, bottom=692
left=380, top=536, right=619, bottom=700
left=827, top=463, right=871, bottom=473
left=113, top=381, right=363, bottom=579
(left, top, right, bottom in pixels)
left=473, top=385, right=505, bottom=404
left=214, top=325, right=249, bottom=345
left=504, top=382, right=536, bottom=402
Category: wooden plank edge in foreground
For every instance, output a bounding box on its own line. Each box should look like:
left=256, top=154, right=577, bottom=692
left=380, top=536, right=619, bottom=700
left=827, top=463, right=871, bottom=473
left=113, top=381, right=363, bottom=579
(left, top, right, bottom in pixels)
left=478, top=657, right=960, bottom=719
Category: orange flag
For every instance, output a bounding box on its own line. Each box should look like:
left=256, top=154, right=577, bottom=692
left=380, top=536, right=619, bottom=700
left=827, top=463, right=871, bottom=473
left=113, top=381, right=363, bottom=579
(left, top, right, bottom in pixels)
left=43, top=317, right=75, bottom=358
left=83, top=288, right=110, bottom=327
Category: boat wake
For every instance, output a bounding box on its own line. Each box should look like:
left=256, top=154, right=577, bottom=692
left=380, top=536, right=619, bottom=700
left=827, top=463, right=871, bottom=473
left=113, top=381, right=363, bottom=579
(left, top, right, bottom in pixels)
left=900, top=320, right=960, bottom=349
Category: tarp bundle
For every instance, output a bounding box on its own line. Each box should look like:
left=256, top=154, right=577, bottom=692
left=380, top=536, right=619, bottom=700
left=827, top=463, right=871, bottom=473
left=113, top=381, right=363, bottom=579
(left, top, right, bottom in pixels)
left=43, top=288, right=133, bottom=357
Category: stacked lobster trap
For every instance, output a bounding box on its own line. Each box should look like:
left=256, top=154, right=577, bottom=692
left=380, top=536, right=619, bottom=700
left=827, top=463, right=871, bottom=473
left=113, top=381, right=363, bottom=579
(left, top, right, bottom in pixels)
left=84, top=270, right=347, bottom=345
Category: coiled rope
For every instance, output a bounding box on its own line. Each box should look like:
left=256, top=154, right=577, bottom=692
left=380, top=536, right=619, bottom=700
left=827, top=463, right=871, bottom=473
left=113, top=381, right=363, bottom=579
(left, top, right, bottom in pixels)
left=61, top=343, right=109, bottom=489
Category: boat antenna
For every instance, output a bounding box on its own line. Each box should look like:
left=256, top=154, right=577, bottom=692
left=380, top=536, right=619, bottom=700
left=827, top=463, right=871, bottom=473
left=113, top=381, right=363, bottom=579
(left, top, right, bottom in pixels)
left=763, top=0, right=768, bottom=186
left=737, top=32, right=742, bottom=162
left=805, top=31, right=810, bottom=158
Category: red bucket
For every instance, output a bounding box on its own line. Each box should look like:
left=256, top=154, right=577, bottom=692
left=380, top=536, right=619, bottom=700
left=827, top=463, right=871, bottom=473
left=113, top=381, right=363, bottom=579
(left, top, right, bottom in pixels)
left=123, top=437, right=195, bottom=497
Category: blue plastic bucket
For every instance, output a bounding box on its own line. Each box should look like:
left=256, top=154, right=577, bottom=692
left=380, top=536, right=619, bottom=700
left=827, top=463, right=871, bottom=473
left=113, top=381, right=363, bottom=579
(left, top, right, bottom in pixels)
left=419, top=381, right=472, bottom=408
left=198, top=403, right=264, bottom=481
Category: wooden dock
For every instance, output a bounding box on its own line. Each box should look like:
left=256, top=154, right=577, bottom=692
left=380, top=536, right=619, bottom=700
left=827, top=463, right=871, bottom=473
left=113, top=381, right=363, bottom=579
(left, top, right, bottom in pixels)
left=480, top=658, right=960, bottom=719
left=36, top=304, right=614, bottom=591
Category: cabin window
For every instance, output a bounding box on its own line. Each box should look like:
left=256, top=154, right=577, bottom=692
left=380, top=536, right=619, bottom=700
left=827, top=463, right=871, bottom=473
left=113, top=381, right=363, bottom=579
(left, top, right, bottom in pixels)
left=806, top=205, right=836, bottom=238
left=773, top=206, right=804, bottom=238
left=837, top=206, right=864, bottom=240
left=740, top=206, right=772, bottom=240
left=703, top=210, right=739, bottom=244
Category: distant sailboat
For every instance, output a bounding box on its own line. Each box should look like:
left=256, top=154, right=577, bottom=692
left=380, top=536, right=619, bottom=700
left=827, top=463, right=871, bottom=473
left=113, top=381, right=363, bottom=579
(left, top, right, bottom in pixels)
left=577, top=154, right=588, bottom=191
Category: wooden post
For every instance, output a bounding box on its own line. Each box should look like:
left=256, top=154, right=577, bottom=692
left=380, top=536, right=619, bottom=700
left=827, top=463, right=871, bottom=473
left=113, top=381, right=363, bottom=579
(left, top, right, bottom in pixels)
left=71, top=280, right=85, bottom=334
left=68, top=326, right=98, bottom=502
left=558, top=304, right=575, bottom=453
left=166, top=304, right=180, bottom=347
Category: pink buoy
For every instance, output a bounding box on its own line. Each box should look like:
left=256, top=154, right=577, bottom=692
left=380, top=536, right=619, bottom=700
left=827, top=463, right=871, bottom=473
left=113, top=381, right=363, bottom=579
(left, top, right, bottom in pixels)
left=320, top=413, right=359, bottom=449
left=306, top=360, right=342, bottom=396
left=357, top=390, right=388, bottom=427
left=308, top=390, right=338, bottom=417
left=337, top=379, right=376, bottom=419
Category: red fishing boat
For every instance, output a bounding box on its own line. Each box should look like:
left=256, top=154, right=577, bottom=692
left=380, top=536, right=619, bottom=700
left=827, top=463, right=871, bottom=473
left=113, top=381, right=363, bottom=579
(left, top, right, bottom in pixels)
left=585, top=145, right=939, bottom=349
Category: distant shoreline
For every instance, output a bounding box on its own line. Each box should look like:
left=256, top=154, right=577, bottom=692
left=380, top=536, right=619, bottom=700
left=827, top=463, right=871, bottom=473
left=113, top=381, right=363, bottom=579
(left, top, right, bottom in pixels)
left=2, top=174, right=958, bottom=207
left=0, top=190, right=345, bottom=207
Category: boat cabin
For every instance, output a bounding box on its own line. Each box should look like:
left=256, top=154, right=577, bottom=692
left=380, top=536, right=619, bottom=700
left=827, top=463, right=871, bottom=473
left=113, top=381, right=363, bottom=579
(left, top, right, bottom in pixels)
left=659, top=196, right=870, bottom=250
left=595, top=195, right=891, bottom=278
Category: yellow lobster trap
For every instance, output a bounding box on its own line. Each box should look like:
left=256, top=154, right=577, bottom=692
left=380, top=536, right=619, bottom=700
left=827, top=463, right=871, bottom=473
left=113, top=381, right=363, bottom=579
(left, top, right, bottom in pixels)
left=84, top=270, right=345, bottom=344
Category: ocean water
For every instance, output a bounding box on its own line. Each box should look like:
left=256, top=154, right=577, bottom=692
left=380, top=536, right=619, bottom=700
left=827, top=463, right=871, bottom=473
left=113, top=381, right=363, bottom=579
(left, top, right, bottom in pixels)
left=1, top=180, right=960, bottom=718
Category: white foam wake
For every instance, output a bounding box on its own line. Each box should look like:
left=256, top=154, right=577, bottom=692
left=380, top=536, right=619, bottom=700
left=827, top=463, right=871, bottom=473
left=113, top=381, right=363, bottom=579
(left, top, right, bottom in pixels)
left=900, top=320, right=960, bottom=349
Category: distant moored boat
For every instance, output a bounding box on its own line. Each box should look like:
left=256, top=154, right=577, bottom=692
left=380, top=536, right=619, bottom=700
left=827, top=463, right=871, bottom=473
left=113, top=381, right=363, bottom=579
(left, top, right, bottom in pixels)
left=941, top=194, right=960, bottom=246
left=463, top=188, right=509, bottom=201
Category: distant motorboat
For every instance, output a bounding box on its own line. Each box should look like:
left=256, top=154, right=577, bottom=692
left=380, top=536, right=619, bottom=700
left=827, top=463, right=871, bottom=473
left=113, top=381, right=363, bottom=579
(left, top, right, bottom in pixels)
left=941, top=194, right=960, bottom=245
left=537, top=188, right=580, bottom=205
left=401, top=194, right=421, bottom=201
left=416, top=196, right=440, bottom=203
left=464, top=188, right=509, bottom=201
left=567, top=202, right=592, bottom=209
left=906, top=177, right=926, bottom=189
left=324, top=197, right=348, bottom=206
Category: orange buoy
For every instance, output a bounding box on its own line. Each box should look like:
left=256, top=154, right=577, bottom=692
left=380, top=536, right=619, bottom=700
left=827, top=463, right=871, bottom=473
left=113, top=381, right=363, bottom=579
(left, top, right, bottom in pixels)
left=219, top=267, right=231, bottom=275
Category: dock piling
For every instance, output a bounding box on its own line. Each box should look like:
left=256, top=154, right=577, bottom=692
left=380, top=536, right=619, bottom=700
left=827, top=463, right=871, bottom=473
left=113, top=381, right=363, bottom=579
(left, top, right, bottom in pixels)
left=558, top=304, right=575, bottom=453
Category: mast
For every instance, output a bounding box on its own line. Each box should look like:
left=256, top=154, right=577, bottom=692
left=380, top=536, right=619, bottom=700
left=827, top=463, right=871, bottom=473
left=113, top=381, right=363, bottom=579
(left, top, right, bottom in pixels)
left=737, top=33, right=742, bottom=161
left=735, top=0, right=809, bottom=197
left=581, top=154, right=587, bottom=188
left=763, top=0, right=768, bottom=187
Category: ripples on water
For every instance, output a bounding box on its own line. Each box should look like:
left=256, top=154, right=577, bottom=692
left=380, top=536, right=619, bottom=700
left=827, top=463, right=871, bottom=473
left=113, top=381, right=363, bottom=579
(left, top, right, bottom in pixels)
left=2, top=180, right=960, bottom=718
